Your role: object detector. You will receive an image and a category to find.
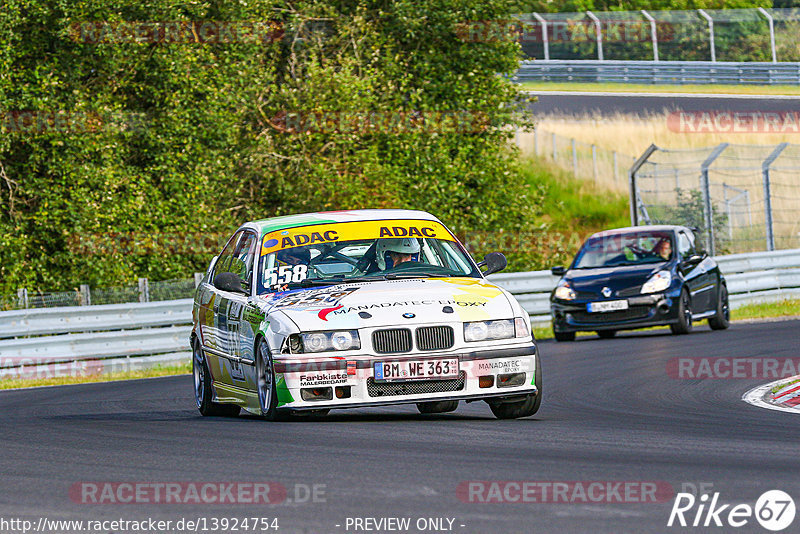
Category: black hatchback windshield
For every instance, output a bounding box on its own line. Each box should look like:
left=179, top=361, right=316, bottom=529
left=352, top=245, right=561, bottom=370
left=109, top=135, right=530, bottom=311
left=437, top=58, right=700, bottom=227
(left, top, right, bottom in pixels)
left=573, top=231, right=674, bottom=269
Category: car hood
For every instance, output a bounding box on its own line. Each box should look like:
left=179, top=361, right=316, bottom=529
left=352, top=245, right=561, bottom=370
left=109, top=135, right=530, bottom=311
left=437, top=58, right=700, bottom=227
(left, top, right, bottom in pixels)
left=566, top=263, right=668, bottom=297
left=256, top=277, right=515, bottom=330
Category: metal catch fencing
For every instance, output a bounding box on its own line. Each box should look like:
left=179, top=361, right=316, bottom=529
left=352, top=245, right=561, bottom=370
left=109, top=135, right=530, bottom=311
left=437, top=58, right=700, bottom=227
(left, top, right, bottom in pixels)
left=518, top=128, right=636, bottom=192
left=513, top=8, right=800, bottom=63
left=6, top=275, right=202, bottom=311
left=630, top=143, right=800, bottom=255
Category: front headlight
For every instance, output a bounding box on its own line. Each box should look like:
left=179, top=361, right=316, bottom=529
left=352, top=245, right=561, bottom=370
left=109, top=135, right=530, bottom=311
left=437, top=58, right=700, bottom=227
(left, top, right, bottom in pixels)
left=293, top=330, right=361, bottom=353
left=641, top=270, right=672, bottom=294
left=554, top=280, right=576, bottom=300
left=464, top=319, right=515, bottom=342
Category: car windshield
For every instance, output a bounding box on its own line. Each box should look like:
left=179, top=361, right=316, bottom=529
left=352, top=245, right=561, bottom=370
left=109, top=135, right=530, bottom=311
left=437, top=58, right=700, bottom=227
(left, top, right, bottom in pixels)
left=572, top=231, right=674, bottom=269
left=256, top=219, right=480, bottom=293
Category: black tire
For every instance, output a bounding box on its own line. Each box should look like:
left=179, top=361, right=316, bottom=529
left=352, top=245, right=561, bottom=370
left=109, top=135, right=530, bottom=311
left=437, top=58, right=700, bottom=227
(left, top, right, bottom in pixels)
left=193, top=339, right=241, bottom=417
left=416, top=400, right=459, bottom=414
left=489, top=352, right=542, bottom=419
left=670, top=288, right=693, bottom=335
left=596, top=330, right=616, bottom=339
left=708, top=284, right=730, bottom=330
left=554, top=329, right=575, bottom=342
left=256, top=339, right=284, bottom=421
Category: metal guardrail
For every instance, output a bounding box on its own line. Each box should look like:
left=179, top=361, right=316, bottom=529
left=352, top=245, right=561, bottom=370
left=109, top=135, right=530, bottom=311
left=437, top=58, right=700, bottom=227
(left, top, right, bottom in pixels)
left=0, top=299, right=193, bottom=339
left=515, top=60, right=800, bottom=85
left=1, top=248, right=798, bottom=370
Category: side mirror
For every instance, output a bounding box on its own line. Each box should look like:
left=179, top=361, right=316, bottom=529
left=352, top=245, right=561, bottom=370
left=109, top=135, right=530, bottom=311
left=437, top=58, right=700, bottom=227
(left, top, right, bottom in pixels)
left=684, top=254, right=703, bottom=265
left=479, top=252, right=507, bottom=276
left=551, top=266, right=566, bottom=276
left=213, top=272, right=247, bottom=295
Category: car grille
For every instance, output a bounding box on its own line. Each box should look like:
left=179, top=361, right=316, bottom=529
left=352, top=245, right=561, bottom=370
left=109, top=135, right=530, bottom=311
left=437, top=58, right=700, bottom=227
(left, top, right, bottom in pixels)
left=372, top=328, right=412, bottom=354
left=571, top=305, right=651, bottom=324
left=415, top=326, right=454, bottom=351
left=366, top=372, right=466, bottom=397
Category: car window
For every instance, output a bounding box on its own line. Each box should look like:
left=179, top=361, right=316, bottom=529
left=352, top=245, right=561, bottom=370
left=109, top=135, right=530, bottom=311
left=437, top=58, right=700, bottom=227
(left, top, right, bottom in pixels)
left=213, top=231, right=242, bottom=277
left=230, top=231, right=257, bottom=289
left=573, top=231, right=674, bottom=269
left=678, top=231, right=696, bottom=258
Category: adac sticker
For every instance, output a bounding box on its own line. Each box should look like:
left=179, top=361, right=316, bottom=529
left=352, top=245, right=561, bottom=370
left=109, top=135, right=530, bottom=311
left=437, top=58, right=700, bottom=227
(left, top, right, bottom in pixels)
left=261, top=219, right=455, bottom=255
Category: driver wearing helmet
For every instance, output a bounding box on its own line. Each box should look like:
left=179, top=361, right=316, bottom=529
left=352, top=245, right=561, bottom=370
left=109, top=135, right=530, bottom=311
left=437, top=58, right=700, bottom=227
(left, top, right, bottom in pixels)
left=376, top=237, right=420, bottom=270
left=276, top=246, right=311, bottom=266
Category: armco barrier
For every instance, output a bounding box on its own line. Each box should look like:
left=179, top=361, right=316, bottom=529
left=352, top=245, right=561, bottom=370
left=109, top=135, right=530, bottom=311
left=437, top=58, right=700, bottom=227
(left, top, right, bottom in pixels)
left=0, top=249, right=798, bottom=370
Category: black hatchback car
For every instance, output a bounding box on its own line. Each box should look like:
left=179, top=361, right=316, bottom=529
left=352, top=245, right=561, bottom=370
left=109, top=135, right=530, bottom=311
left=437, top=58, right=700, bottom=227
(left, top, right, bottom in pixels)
left=549, top=225, right=729, bottom=341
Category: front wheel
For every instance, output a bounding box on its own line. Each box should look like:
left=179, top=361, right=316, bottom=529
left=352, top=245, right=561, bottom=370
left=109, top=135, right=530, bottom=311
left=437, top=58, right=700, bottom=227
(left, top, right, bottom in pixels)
left=489, top=352, right=542, bottom=419
left=670, top=288, right=693, bottom=335
left=193, top=339, right=240, bottom=417
left=708, top=284, right=730, bottom=330
left=256, top=339, right=283, bottom=421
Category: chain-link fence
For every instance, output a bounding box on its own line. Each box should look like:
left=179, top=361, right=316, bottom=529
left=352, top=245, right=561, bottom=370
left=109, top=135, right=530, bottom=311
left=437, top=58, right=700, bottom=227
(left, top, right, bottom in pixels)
left=631, top=143, right=800, bottom=255
left=517, top=128, right=636, bottom=192
left=3, top=276, right=202, bottom=311
left=514, top=8, right=800, bottom=62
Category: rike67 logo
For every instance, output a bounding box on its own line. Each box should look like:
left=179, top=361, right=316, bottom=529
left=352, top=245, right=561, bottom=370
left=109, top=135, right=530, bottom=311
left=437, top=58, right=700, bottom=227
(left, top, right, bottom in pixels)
left=668, top=490, right=796, bottom=531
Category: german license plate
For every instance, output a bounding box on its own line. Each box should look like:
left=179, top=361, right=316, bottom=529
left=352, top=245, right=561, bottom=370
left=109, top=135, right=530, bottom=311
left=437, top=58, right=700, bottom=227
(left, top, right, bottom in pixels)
left=373, top=358, right=459, bottom=382
left=587, top=300, right=629, bottom=313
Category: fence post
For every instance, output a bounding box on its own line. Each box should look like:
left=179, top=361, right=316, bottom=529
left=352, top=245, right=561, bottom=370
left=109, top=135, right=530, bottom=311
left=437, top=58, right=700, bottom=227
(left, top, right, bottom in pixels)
left=552, top=133, right=557, bottom=161
left=532, top=13, right=549, bottom=61
left=194, top=272, right=204, bottom=287
left=79, top=284, right=91, bottom=306
left=534, top=129, right=539, bottom=155
left=641, top=10, right=659, bottom=62
left=587, top=11, right=603, bottom=61
left=762, top=142, right=788, bottom=251
left=571, top=139, right=578, bottom=176
left=592, top=144, right=598, bottom=183
left=700, top=143, right=728, bottom=256
left=757, top=7, right=777, bottom=63
left=17, top=288, right=28, bottom=309
left=613, top=151, right=618, bottom=182
left=698, top=9, right=715, bottom=62
left=629, top=144, right=658, bottom=226
left=138, top=277, right=150, bottom=303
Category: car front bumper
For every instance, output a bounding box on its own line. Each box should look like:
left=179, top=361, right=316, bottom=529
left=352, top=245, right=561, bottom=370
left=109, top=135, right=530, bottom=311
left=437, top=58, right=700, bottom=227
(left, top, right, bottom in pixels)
left=272, top=344, right=539, bottom=411
left=551, top=292, right=681, bottom=333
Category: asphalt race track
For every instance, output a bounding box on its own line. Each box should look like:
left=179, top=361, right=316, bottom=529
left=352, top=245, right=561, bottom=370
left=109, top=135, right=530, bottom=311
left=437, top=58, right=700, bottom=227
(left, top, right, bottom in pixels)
left=1, top=319, right=799, bottom=534
left=527, top=91, right=800, bottom=117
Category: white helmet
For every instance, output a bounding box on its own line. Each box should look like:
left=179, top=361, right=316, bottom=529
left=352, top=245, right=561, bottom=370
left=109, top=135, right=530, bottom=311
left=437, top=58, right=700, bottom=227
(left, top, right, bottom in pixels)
left=376, top=238, right=421, bottom=270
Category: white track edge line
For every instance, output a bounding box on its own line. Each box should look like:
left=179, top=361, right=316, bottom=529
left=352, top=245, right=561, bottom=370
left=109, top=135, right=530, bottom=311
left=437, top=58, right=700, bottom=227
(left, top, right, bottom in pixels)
left=523, top=90, right=800, bottom=100
left=742, top=375, right=800, bottom=415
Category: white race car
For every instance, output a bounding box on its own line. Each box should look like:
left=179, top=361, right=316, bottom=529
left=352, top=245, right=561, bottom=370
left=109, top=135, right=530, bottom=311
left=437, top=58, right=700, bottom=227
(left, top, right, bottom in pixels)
left=191, top=209, right=541, bottom=420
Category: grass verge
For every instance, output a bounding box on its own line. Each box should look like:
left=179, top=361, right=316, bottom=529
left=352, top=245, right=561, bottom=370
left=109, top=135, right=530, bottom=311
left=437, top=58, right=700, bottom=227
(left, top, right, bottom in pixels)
left=520, top=82, right=800, bottom=96
left=0, top=361, right=191, bottom=390
left=532, top=298, right=800, bottom=341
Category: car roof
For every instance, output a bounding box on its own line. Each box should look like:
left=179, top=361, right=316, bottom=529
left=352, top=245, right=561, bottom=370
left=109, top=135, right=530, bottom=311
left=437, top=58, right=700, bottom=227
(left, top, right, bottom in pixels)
left=588, top=225, right=689, bottom=239
left=242, top=209, right=443, bottom=235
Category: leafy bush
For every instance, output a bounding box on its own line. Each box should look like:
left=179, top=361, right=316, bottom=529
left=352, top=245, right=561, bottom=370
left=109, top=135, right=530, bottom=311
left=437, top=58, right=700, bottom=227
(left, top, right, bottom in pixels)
left=0, top=0, right=550, bottom=293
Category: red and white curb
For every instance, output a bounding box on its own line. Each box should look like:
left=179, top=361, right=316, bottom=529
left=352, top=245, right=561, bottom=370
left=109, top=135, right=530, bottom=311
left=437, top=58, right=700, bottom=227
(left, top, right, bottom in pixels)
left=743, top=374, right=800, bottom=414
